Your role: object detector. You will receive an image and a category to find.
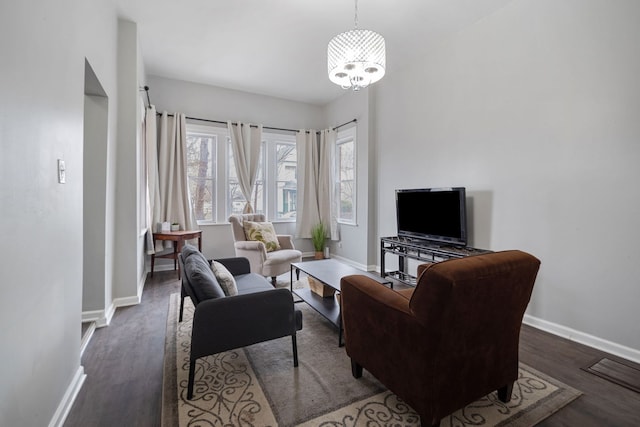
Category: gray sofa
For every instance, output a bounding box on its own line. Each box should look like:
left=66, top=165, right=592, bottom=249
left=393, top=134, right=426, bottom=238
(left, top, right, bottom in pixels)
left=178, top=244, right=303, bottom=400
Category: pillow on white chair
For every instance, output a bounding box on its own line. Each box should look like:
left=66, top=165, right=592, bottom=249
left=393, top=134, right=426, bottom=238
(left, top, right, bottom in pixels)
left=243, top=221, right=281, bottom=252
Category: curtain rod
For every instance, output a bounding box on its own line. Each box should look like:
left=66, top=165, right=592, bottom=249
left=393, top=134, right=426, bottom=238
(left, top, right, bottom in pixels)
left=139, top=85, right=151, bottom=108
left=156, top=114, right=356, bottom=134
left=143, top=86, right=356, bottom=133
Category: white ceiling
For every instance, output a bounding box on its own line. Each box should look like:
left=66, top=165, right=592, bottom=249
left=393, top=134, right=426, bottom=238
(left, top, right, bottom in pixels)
left=115, top=0, right=513, bottom=106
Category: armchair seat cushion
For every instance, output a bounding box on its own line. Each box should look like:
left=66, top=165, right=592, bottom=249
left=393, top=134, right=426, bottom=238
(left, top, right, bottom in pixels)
left=262, top=249, right=302, bottom=277
left=235, top=273, right=276, bottom=295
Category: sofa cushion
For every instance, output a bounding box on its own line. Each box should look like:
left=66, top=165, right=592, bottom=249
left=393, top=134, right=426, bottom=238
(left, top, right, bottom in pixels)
left=184, top=255, right=225, bottom=301
left=211, top=261, right=238, bottom=296
left=243, top=221, right=281, bottom=252
left=234, top=273, right=274, bottom=295
left=181, top=243, right=208, bottom=264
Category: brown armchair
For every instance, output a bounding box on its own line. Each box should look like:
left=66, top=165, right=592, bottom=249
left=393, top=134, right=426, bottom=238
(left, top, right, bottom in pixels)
left=340, top=250, right=541, bottom=427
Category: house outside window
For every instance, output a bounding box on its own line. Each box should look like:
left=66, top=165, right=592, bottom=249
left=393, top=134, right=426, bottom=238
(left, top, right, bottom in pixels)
left=335, top=126, right=356, bottom=224
left=273, top=138, right=297, bottom=221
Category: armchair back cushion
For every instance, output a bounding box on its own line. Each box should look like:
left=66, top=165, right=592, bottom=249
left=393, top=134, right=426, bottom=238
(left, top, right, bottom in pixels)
left=183, top=255, right=225, bottom=301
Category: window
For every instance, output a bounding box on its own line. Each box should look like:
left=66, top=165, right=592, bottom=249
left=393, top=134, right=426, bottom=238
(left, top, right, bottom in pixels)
left=227, top=132, right=296, bottom=221
left=227, top=142, right=265, bottom=216
left=185, top=124, right=297, bottom=223
left=186, top=126, right=218, bottom=222
left=273, top=138, right=297, bottom=221
left=335, top=127, right=356, bottom=224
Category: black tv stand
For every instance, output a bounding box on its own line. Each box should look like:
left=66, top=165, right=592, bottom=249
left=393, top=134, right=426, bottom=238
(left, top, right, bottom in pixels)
left=380, top=236, right=492, bottom=286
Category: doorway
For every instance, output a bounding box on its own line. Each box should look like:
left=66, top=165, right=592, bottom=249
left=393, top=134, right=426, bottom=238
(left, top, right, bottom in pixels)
left=82, top=59, right=109, bottom=351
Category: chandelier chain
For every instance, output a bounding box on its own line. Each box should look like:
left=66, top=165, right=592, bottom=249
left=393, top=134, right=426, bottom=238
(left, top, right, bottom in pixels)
left=354, top=0, right=359, bottom=28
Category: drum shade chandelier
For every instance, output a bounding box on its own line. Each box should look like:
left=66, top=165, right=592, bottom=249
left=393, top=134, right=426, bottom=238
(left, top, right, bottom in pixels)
left=327, top=0, right=386, bottom=91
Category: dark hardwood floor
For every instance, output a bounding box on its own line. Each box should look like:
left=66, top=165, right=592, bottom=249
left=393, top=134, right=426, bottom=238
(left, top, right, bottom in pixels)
left=65, top=271, right=640, bottom=426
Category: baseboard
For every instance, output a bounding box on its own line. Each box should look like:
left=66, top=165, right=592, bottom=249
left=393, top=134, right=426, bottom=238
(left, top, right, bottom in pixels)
left=80, top=322, right=96, bottom=358
left=523, top=314, right=640, bottom=364
left=138, top=270, right=147, bottom=298
left=82, top=297, right=121, bottom=328
left=327, top=253, right=371, bottom=271
left=48, top=366, right=86, bottom=427
left=81, top=303, right=115, bottom=328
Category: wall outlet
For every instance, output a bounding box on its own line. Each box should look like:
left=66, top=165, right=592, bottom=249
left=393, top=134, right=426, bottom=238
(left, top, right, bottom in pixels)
left=57, top=159, right=66, bottom=184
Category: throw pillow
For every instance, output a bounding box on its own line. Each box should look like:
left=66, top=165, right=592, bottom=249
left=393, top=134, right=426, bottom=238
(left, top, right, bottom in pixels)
left=210, top=261, right=238, bottom=296
left=184, top=256, right=226, bottom=301
left=243, top=221, right=281, bottom=252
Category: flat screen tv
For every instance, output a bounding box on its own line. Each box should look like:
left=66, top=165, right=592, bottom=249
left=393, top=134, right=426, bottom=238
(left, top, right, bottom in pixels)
left=395, top=187, right=467, bottom=247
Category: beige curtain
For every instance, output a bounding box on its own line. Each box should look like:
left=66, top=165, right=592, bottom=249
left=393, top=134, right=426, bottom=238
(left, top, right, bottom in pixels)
left=156, top=112, right=197, bottom=248
left=318, top=129, right=338, bottom=240
left=295, top=129, right=337, bottom=240
left=228, top=121, right=263, bottom=213
left=143, top=105, right=160, bottom=254
left=295, top=130, right=320, bottom=238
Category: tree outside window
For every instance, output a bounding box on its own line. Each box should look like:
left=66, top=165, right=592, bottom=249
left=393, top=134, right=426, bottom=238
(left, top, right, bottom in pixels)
left=186, top=133, right=216, bottom=222
left=336, top=128, right=356, bottom=223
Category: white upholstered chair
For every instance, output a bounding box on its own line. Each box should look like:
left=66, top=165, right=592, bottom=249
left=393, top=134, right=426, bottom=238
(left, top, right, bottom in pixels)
left=228, top=214, right=302, bottom=286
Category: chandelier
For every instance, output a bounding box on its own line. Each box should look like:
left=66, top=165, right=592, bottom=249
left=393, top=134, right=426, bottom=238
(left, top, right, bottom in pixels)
left=327, top=0, right=386, bottom=91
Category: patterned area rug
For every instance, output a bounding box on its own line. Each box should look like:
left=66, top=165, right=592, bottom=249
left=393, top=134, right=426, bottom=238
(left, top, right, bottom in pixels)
left=162, top=288, right=581, bottom=426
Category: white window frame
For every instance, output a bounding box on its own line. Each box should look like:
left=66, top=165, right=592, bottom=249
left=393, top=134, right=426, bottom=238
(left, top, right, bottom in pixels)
left=185, top=124, right=299, bottom=224
left=265, top=132, right=297, bottom=222
left=185, top=123, right=228, bottom=224
left=335, top=126, right=357, bottom=225
left=227, top=140, right=266, bottom=217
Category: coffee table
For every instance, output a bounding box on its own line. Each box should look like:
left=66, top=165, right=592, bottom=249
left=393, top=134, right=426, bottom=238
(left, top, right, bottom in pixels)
left=290, top=259, right=392, bottom=346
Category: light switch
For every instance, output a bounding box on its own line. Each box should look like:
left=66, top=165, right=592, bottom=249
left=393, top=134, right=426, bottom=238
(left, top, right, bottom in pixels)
left=58, top=159, right=66, bottom=184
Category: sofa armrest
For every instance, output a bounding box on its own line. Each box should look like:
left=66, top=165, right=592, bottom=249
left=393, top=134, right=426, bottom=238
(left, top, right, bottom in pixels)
left=213, top=257, right=251, bottom=276
left=277, top=234, right=295, bottom=250
left=190, top=288, right=300, bottom=361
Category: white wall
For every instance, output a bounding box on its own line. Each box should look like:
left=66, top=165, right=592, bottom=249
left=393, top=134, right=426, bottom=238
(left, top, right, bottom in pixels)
left=147, top=76, right=326, bottom=260
left=323, top=91, right=375, bottom=269
left=0, top=0, right=120, bottom=425
left=374, top=0, right=640, bottom=359
left=114, top=20, right=145, bottom=304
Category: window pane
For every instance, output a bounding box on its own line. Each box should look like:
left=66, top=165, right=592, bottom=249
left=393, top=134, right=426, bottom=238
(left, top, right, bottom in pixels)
left=339, top=180, right=354, bottom=220
left=336, top=136, right=356, bottom=223
left=275, top=143, right=297, bottom=220
left=228, top=142, right=264, bottom=215
left=186, top=134, right=216, bottom=221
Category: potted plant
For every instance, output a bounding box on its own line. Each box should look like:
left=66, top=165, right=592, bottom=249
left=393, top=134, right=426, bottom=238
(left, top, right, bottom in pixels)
left=310, top=222, right=327, bottom=260
left=171, top=222, right=180, bottom=231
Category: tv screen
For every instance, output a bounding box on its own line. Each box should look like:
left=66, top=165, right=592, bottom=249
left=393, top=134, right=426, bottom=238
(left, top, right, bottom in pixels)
left=395, top=187, right=467, bottom=246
